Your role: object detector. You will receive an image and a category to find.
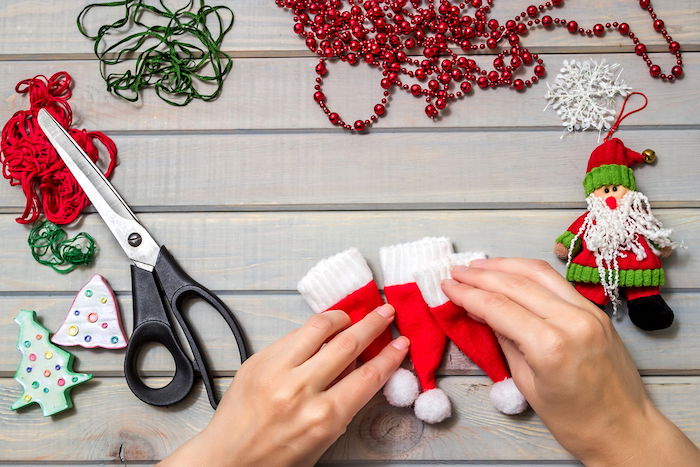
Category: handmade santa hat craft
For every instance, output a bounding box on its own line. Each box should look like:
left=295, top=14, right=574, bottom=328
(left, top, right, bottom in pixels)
left=554, top=92, right=676, bottom=331
left=379, top=237, right=454, bottom=423
left=414, top=252, right=528, bottom=415
left=297, top=248, right=420, bottom=400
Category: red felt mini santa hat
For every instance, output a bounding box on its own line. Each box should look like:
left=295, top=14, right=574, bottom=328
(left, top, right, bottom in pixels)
left=583, top=138, right=648, bottom=195
left=297, top=247, right=394, bottom=363
left=414, top=252, right=529, bottom=415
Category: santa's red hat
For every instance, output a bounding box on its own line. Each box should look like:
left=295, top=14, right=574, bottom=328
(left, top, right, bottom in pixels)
left=583, top=138, right=650, bottom=195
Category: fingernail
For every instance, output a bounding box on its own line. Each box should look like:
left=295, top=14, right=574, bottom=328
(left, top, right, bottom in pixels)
left=470, top=258, right=487, bottom=266
left=376, top=304, right=395, bottom=319
left=442, top=278, right=459, bottom=286
left=451, top=265, right=468, bottom=274
left=391, top=336, right=409, bottom=349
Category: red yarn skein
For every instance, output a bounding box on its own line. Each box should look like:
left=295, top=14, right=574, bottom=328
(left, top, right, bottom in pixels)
left=1, top=72, right=117, bottom=224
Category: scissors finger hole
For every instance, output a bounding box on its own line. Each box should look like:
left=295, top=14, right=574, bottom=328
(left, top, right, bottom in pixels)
left=134, top=342, right=177, bottom=387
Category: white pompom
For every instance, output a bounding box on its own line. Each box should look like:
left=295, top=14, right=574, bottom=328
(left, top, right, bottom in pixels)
left=383, top=368, right=419, bottom=407
left=490, top=378, right=529, bottom=415
left=414, top=388, right=451, bottom=424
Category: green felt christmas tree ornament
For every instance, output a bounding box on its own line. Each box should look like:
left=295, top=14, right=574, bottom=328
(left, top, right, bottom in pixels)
left=11, top=309, right=92, bottom=416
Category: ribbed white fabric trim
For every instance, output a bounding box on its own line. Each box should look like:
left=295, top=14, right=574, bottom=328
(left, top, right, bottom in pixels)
left=414, top=251, right=488, bottom=308
left=297, top=248, right=373, bottom=314
left=379, top=237, right=453, bottom=287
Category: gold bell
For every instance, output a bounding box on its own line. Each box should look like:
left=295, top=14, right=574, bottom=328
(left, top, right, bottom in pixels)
left=642, top=148, right=656, bottom=164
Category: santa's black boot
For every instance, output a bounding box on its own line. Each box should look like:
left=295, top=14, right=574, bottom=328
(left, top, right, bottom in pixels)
left=627, top=295, right=675, bottom=331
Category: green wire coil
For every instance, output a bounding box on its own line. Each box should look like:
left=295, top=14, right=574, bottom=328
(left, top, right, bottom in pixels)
left=77, top=0, right=234, bottom=106
left=28, top=220, right=97, bottom=274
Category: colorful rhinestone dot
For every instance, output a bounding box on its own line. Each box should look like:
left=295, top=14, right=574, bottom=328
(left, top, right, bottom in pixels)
left=23, top=394, right=31, bottom=402
left=84, top=335, right=92, bottom=343
left=55, top=364, right=61, bottom=371
left=72, top=376, right=78, bottom=383
left=44, top=351, right=53, bottom=359
left=57, top=378, right=65, bottom=387
left=68, top=325, right=79, bottom=336
left=43, top=387, right=49, bottom=393
left=111, top=336, right=119, bottom=344
left=100, top=297, right=108, bottom=304
left=88, top=313, right=98, bottom=323
left=44, top=370, right=51, bottom=377
left=23, top=340, right=31, bottom=348
left=35, top=334, right=42, bottom=340
left=85, top=289, right=93, bottom=297
left=26, top=367, right=32, bottom=373
left=31, top=381, right=39, bottom=389
left=29, top=353, right=36, bottom=361
left=74, top=310, right=80, bottom=316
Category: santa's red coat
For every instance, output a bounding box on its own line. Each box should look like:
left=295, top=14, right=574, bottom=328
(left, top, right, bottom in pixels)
left=558, top=212, right=665, bottom=287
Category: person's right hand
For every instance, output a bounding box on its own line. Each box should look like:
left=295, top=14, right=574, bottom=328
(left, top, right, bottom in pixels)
left=442, top=257, right=700, bottom=466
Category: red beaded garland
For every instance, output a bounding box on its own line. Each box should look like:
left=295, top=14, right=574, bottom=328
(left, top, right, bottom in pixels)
left=276, top=0, right=684, bottom=132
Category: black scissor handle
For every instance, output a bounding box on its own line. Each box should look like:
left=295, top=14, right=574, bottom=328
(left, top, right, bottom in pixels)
left=125, top=265, right=195, bottom=406
left=153, top=246, right=250, bottom=409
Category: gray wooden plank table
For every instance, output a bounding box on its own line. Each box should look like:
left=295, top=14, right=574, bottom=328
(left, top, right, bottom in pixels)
left=0, top=1, right=698, bottom=465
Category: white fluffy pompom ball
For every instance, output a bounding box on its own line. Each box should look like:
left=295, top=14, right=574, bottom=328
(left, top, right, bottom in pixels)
left=414, top=388, right=451, bottom=424
left=490, top=378, right=529, bottom=415
left=383, top=368, right=419, bottom=407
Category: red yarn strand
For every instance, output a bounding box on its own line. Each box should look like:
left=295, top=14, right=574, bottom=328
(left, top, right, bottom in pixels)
left=1, top=72, right=118, bottom=225
left=605, top=91, right=649, bottom=141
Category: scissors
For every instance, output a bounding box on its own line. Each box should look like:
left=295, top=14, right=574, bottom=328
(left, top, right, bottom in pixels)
left=38, top=109, right=249, bottom=409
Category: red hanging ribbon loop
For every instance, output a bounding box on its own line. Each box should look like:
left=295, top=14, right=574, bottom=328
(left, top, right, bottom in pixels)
left=604, top=91, right=649, bottom=141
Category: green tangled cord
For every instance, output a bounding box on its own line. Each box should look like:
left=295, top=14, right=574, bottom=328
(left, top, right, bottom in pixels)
left=77, top=0, right=234, bottom=106
left=28, top=221, right=97, bottom=274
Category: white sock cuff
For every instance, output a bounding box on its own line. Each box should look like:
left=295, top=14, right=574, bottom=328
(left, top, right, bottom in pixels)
left=297, top=248, right=373, bottom=314
left=379, top=237, right=453, bottom=287
left=414, top=252, right=488, bottom=308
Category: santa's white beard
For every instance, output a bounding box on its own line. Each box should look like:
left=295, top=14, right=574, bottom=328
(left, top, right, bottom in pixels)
left=568, top=190, right=674, bottom=312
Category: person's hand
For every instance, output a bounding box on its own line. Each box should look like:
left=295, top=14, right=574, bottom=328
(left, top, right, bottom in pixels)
left=659, top=245, right=674, bottom=258
left=442, top=257, right=700, bottom=467
left=160, top=305, right=409, bottom=467
left=553, top=242, right=569, bottom=260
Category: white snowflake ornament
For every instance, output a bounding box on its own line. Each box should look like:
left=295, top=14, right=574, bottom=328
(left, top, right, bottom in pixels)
left=52, top=275, right=128, bottom=349
left=544, top=59, right=631, bottom=133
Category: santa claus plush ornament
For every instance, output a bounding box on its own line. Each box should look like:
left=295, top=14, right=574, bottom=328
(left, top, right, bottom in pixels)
left=554, top=93, right=676, bottom=331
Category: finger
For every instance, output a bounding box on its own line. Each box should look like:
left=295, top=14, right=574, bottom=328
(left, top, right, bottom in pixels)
left=300, top=304, right=395, bottom=388
left=496, top=333, right=534, bottom=395
left=468, top=257, right=598, bottom=311
left=450, top=265, right=577, bottom=319
left=441, top=279, right=547, bottom=353
left=326, top=336, right=409, bottom=422
left=327, top=360, right=358, bottom=389
left=270, top=309, right=352, bottom=367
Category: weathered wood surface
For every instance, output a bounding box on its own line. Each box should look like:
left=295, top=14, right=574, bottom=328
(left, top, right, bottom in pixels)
left=0, top=292, right=698, bottom=376
left=1, top=129, right=699, bottom=212
left=0, top=376, right=697, bottom=463
left=0, top=210, right=698, bottom=293
left=1, top=53, right=698, bottom=132
left=0, top=0, right=698, bottom=58
left=1, top=0, right=698, bottom=464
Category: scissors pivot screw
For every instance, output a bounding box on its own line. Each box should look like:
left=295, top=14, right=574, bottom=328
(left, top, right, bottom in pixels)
left=128, top=233, right=143, bottom=247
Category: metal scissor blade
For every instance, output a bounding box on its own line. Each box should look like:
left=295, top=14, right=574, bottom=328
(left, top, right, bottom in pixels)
left=37, top=109, right=160, bottom=271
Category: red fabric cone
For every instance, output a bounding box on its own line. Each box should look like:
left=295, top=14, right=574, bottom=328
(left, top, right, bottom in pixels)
left=383, top=282, right=446, bottom=391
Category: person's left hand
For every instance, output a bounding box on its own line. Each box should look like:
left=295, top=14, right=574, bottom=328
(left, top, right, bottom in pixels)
left=159, top=305, right=409, bottom=467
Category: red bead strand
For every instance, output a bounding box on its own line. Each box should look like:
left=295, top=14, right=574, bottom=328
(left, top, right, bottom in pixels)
left=277, top=0, right=684, bottom=132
